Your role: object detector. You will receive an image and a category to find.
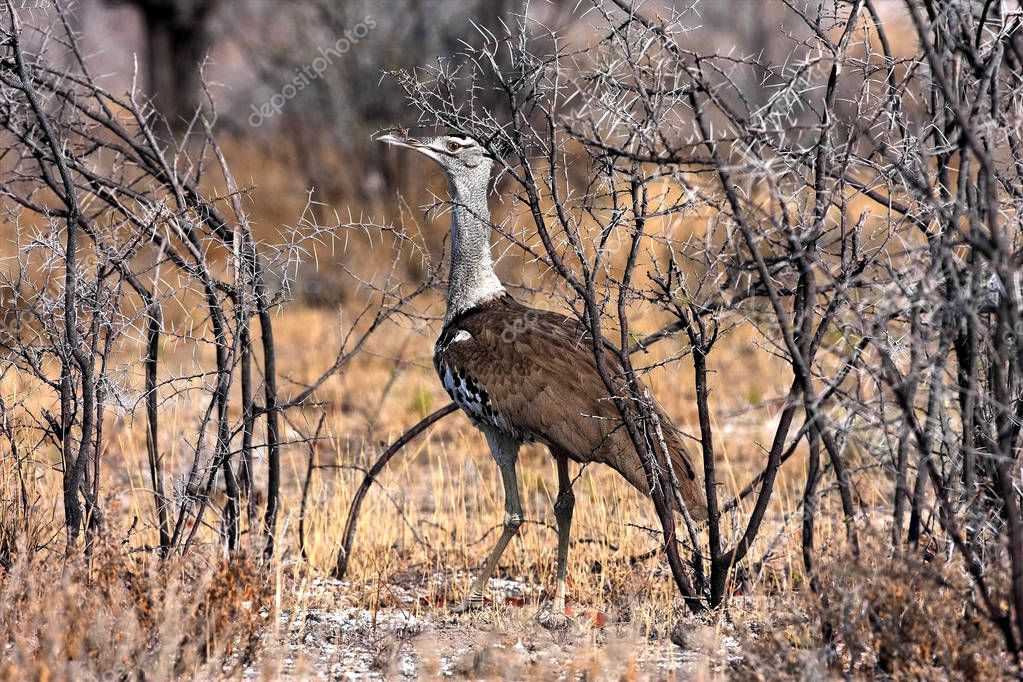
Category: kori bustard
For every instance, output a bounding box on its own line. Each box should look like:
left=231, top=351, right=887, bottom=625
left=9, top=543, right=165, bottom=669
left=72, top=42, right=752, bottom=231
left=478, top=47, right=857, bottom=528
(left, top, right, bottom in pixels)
left=377, top=130, right=707, bottom=627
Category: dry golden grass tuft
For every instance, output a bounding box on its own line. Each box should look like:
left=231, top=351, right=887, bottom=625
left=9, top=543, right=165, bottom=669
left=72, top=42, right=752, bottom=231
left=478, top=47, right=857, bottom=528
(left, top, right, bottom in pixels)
left=732, top=540, right=1016, bottom=680
left=814, top=543, right=1012, bottom=678
left=0, top=541, right=274, bottom=679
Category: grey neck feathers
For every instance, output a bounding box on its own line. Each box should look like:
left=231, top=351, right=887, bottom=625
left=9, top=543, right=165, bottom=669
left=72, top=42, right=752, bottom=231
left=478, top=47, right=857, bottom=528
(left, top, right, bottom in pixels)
left=444, top=174, right=505, bottom=325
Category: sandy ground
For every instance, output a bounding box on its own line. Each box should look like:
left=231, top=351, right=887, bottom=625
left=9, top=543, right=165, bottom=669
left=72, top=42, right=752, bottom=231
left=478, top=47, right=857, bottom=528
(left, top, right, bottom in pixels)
left=240, top=574, right=757, bottom=680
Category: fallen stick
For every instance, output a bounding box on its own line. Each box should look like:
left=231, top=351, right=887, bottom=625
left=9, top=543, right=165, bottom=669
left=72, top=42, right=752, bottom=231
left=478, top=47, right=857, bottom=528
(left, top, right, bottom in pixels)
left=333, top=403, right=458, bottom=580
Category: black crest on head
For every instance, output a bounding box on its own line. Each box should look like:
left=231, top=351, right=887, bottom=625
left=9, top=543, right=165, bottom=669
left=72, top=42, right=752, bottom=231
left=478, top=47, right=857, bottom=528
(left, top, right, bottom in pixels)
left=438, top=127, right=512, bottom=161
left=483, top=133, right=513, bottom=161
left=444, top=131, right=475, bottom=145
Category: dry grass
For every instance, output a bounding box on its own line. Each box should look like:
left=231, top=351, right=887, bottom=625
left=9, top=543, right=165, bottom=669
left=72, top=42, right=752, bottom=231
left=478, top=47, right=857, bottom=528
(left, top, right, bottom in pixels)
left=0, top=296, right=933, bottom=680
left=0, top=544, right=273, bottom=679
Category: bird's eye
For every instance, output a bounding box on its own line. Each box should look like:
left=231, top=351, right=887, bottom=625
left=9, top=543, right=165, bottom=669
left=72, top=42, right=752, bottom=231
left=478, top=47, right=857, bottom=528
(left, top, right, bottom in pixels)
left=446, top=140, right=461, bottom=153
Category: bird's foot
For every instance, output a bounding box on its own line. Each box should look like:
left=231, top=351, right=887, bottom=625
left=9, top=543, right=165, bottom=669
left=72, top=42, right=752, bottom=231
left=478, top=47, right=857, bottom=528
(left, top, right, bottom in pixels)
left=536, top=604, right=571, bottom=630
left=450, top=594, right=486, bottom=615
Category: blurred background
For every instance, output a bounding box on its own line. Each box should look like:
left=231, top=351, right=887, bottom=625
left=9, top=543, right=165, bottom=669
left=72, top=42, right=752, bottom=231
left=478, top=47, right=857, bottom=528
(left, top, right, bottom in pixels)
left=57, top=0, right=798, bottom=271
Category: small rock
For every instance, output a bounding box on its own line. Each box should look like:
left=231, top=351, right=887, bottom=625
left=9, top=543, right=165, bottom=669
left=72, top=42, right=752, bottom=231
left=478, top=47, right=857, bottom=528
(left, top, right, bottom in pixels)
left=669, top=621, right=690, bottom=649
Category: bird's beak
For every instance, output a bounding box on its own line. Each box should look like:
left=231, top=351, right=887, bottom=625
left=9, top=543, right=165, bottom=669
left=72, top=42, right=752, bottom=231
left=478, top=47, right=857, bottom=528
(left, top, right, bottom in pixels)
left=375, top=132, right=422, bottom=149
left=376, top=132, right=441, bottom=163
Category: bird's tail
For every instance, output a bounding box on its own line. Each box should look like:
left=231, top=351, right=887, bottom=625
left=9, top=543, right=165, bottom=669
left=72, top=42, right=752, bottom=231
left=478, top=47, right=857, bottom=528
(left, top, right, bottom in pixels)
left=610, top=411, right=709, bottom=521
left=663, top=429, right=709, bottom=521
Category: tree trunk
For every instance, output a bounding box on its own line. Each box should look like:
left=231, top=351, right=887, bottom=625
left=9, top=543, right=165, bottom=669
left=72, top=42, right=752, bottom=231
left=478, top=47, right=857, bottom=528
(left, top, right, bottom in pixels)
left=130, top=0, right=219, bottom=133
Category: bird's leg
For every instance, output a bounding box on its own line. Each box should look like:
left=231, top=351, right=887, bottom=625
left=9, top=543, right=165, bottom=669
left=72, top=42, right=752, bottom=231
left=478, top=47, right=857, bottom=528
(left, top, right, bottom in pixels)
left=539, top=453, right=574, bottom=630
left=452, top=459, right=523, bottom=614
left=552, top=455, right=575, bottom=611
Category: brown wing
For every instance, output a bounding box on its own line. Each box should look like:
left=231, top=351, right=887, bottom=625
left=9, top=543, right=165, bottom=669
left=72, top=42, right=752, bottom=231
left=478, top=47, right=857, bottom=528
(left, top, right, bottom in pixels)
left=434, top=296, right=707, bottom=518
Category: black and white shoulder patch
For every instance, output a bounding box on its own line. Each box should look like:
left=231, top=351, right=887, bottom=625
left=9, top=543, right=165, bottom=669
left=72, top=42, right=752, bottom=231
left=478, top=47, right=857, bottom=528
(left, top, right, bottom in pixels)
left=433, top=352, right=529, bottom=440
left=435, top=327, right=472, bottom=354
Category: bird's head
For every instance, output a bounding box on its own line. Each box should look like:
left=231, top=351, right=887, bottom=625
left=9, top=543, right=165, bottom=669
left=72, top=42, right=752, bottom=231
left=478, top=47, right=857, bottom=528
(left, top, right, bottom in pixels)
left=376, top=130, right=492, bottom=192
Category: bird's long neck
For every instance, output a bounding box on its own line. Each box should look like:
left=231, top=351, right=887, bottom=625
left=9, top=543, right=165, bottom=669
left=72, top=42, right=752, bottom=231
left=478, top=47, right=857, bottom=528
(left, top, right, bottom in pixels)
left=445, top=176, right=505, bottom=325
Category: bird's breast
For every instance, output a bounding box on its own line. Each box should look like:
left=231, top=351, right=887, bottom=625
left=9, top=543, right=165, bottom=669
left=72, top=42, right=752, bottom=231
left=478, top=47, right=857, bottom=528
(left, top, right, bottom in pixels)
left=433, top=351, right=529, bottom=442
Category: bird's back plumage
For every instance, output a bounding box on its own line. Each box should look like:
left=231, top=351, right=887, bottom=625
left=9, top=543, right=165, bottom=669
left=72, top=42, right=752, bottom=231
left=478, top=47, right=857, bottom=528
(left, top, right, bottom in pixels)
left=434, top=294, right=707, bottom=519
